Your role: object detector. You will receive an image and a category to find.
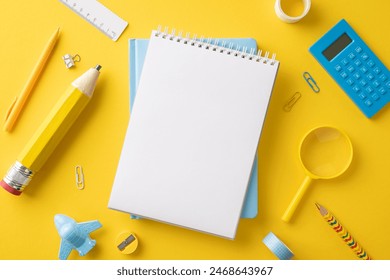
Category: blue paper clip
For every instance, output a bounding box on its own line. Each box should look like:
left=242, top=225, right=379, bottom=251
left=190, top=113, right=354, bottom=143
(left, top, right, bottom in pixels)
left=303, top=72, right=320, bottom=93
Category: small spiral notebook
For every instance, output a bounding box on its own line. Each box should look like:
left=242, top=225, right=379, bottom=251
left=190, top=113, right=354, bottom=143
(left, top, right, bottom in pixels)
left=109, top=28, right=279, bottom=239
left=129, top=38, right=258, bottom=219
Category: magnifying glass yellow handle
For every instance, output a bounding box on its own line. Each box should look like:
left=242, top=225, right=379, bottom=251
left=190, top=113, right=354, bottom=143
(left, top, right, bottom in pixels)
left=282, top=175, right=312, bottom=222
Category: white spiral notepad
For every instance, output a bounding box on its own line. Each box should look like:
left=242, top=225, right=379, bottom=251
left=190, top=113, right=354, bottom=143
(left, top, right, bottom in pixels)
left=109, top=28, right=279, bottom=239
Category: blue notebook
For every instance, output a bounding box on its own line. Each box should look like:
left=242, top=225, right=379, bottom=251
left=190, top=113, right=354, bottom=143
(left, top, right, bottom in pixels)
left=129, top=38, right=258, bottom=219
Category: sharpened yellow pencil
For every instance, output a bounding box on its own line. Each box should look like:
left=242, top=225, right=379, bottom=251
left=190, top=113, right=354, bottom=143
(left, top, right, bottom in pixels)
left=315, top=203, right=371, bottom=260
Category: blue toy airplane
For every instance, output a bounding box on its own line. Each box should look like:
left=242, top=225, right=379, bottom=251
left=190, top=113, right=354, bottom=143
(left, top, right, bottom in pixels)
left=54, top=214, right=102, bottom=260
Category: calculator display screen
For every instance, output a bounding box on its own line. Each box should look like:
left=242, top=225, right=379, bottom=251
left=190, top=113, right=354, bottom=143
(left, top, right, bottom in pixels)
left=322, top=33, right=352, bottom=61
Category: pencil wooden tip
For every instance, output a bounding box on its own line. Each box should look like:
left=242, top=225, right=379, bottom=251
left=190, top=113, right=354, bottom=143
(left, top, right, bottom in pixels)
left=315, top=203, right=328, bottom=216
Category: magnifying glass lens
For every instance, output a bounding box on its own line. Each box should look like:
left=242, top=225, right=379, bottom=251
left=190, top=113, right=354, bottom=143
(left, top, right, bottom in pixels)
left=300, top=127, right=352, bottom=178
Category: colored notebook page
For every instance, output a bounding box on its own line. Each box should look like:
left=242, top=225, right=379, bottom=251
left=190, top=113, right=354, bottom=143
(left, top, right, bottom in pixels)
left=109, top=29, right=279, bottom=239
left=129, top=38, right=258, bottom=219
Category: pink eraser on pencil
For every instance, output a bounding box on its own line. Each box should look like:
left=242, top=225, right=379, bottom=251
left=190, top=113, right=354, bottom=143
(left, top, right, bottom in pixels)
left=0, top=180, right=22, bottom=196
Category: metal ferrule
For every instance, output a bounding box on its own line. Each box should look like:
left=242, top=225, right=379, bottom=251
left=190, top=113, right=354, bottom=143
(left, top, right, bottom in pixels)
left=3, top=161, right=34, bottom=192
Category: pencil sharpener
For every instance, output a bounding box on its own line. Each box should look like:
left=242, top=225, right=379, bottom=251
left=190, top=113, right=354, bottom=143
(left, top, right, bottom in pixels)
left=116, top=231, right=138, bottom=254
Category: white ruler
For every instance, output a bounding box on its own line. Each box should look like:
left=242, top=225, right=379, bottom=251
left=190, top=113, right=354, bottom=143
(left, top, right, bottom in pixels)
left=59, top=0, right=128, bottom=41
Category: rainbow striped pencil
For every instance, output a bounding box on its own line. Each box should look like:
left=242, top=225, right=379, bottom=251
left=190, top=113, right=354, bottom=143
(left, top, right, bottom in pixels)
left=315, top=203, right=371, bottom=260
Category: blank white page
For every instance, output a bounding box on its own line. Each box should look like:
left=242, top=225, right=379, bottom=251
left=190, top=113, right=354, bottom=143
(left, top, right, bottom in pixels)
left=109, top=30, right=279, bottom=239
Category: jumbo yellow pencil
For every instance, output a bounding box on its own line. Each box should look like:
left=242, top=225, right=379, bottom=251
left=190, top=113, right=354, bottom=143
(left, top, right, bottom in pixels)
left=0, top=65, right=101, bottom=195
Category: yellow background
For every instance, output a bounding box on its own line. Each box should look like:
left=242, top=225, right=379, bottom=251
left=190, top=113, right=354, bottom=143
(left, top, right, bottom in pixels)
left=0, top=0, right=389, bottom=260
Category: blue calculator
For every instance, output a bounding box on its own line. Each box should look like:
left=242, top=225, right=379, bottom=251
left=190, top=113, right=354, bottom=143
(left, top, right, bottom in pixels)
left=310, top=19, right=390, bottom=118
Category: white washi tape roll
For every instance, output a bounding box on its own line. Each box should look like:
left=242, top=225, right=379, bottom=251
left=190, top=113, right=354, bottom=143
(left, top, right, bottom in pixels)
left=263, top=232, right=294, bottom=260
left=275, top=0, right=311, bottom=23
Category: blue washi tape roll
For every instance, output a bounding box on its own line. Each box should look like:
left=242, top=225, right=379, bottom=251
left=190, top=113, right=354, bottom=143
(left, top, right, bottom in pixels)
left=262, top=232, right=294, bottom=260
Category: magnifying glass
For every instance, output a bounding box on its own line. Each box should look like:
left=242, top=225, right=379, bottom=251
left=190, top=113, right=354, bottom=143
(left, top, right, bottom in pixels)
left=282, top=126, right=353, bottom=222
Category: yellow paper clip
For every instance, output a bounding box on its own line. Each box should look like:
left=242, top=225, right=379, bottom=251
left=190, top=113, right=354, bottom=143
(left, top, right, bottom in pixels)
left=303, top=72, right=320, bottom=93
left=283, top=92, right=302, bottom=112
left=75, top=165, right=84, bottom=190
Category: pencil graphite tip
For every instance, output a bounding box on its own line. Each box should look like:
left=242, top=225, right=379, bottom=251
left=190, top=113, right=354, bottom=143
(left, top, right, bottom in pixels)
left=95, top=65, right=102, bottom=71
